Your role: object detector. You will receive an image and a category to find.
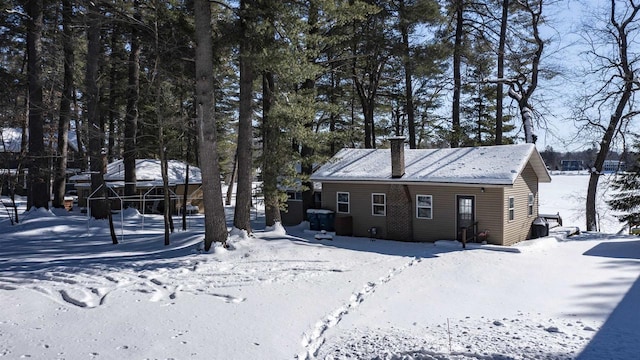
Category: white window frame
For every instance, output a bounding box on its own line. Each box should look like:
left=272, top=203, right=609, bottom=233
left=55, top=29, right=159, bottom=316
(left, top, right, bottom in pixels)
left=372, top=193, right=386, bottom=216
left=508, top=196, right=515, bottom=221
left=416, top=194, right=433, bottom=219
left=337, top=192, right=350, bottom=214
left=528, top=193, right=534, bottom=216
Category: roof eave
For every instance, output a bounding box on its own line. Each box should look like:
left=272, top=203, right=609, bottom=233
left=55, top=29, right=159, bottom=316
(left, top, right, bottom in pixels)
left=309, top=177, right=514, bottom=187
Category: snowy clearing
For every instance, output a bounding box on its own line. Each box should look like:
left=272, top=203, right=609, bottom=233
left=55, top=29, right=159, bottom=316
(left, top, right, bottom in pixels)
left=0, top=172, right=638, bottom=360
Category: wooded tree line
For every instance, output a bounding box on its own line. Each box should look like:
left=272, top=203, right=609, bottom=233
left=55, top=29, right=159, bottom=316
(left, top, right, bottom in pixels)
left=1, top=0, right=638, bottom=239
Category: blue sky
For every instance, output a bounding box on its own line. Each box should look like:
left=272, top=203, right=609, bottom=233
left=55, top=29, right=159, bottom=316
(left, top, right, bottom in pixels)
left=536, top=0, right=638, bottom=154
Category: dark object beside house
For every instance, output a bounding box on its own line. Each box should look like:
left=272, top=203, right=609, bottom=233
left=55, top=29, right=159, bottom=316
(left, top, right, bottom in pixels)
left=334, top=215, right=353, bottom=236
left=281, top=196, right=304, bottom=226
left=531, top=217, right=549, bottom=239
left=539, top=213, right=562, bottom=228
left=307, top=209, right=335, bottom=231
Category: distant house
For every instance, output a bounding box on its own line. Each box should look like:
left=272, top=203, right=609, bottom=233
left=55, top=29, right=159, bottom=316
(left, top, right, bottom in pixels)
left=0, top=127, right=83, bottom=195
left=561, top=160, right=583, bottom=171
left=602, top=160, right=626, bottom=173
left=69, top=159, right=203, bottom=214
left=310, top=138, right=552, bottom=246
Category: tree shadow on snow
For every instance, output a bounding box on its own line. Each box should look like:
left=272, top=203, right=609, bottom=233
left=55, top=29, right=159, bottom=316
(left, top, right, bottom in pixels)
left=570, top=240, right=640, bottom=359
left=577, top=275, right=640, bottom=359
left=583, top=239, right=640, bottom=260
left=279, top=226, right=516, bottom=259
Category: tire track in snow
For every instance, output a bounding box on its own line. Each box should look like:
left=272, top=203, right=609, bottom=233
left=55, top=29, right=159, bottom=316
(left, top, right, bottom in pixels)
left=298, top=256, right=422, bottom=360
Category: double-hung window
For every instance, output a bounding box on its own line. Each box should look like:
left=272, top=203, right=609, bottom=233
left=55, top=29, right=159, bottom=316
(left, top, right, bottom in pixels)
left=372, top=193, right=386, bottom=216
left=508, top=196, right=515, bottom=221
left=528, top=193, right=534, bottom=216
left=337, top=192, right=350, bottom=213
left=416, top=195, right=433, bottom=219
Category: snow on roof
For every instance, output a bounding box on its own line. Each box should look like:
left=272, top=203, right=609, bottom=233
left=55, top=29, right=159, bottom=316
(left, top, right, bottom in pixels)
left=0, top=127, right=80, bottom=152
left=69, top=159, right=202, bottom=185
left=0, top=128, right=22, bottom=152
left=310, top=143, right=551, bottom=185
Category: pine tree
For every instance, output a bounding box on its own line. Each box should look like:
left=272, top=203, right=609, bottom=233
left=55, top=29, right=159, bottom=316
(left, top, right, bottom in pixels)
left=608, top=145, right=640, bottom=227
left=194, top=0, right=228, bottom=250
left=26, top=0, right=49, bottom=209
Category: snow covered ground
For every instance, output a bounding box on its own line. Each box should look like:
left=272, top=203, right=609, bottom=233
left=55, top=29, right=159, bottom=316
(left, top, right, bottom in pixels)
left=0, top=172, right=638, bottom=359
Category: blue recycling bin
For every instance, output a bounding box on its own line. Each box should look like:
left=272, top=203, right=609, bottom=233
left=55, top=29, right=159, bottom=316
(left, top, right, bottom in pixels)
left=307, top=209, right=320, bottom=231
left=317, top=211, right=335, bottom=232
left=307, top=209, right=334, bottom=231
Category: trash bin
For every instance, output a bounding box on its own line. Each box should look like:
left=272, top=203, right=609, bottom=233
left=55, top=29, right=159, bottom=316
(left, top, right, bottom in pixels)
left=307, top=209, right=320, bottom=231
left=317, top=210, right=335, bottom=232
left=531, top=217, right=549, bottom=239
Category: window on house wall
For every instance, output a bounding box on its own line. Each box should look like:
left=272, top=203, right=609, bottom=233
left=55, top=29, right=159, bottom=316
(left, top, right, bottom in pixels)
left=287, top=191, right=302, bottom=201
left=416, top=194, right=433, bottom=219
left=508, top=196, right=515, bottom=221
left=528, top=193, right=534, bottom=216
left=337, top=192, right=350, bottom=213
left=372, top=193, right=386, bottom=216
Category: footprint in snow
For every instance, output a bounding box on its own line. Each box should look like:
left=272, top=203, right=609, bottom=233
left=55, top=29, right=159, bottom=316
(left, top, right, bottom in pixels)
left=211, top=293, right=245, bottom=303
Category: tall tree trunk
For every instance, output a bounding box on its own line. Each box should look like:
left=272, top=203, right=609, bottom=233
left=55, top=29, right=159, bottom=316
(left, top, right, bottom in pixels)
left=329, top=65, right=337, bottom=154
left=496, top=0, right=508, bottom=145
left=74, top=104, right=87, bottom=171
left=182, top=153, right=190, bottom=231
left=226, top=150, right=237, bottom=206
left=181, top=113, right=194, bottom=232
left=194, top=0, right=228, bottom=250
left=509, top=0, right=543, bottom=144
left=300, top=4, right=318, bottom=219
left=262, top=71, right=281, bottom=227
left=586, top=1, right=639, bottom=231
left=107, top=26, right=120, bottom=161
left=160, top=136, right=172, bottom=245
left=399, top=0, right=416, bottom=149
left=233, top=0, right=255, bottom=233
left=52, top=0, right=74, bottom=209
left=86, top=2, right=108, bottom=219
left=451, top=0, right=463, bottom=148
left=26, top=0, right=48, bottom=209
left=124, top=0, right=140, bottom=209
left=354, top=76, right=381, bottom=149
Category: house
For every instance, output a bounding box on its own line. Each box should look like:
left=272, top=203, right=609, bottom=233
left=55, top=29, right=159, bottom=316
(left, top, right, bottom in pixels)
left=560, top=160, right=583, bottom=171
left=602, top=159, right=626, bottom=173
left=1, top=127, right=83, bottom=195
left=69, top=159, right=203, bottom=214
left=309, top=138, right=551, bottom=246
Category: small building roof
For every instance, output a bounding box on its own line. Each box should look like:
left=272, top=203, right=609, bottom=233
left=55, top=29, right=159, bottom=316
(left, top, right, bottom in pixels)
left=69, top=159, right=202, bottom=186
left=1, top=127, right=81, bottom=152
left=310, top=143, right=551, bottom=186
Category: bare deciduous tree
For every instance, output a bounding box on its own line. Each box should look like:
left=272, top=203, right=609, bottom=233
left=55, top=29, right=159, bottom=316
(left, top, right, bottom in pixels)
left=578, top=0, right=640, bottom=231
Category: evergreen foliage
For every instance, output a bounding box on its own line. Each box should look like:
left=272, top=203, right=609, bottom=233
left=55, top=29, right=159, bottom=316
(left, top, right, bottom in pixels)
left=608, top=143, right=640, bottom=226
left=0, top=0, right=561, bottom=227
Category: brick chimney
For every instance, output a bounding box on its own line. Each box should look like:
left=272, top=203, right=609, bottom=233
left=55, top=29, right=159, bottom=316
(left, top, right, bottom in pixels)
left=389, top=136, right=406, bottom=178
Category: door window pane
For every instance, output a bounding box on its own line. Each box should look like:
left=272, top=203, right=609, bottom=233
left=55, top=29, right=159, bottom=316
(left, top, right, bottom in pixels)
left=459, top=198, right=473, bottom=221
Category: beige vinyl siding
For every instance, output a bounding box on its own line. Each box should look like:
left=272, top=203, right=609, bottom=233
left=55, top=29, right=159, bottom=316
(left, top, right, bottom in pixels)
left=321, top=182, right=392, bottom=238
left=322, top=182, right=507, bottom=244
left=406, top=185, right=505, bottom=245
left=503, top=164, right=539, bottom=246
left=471, top=187, right=505, bottom=245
